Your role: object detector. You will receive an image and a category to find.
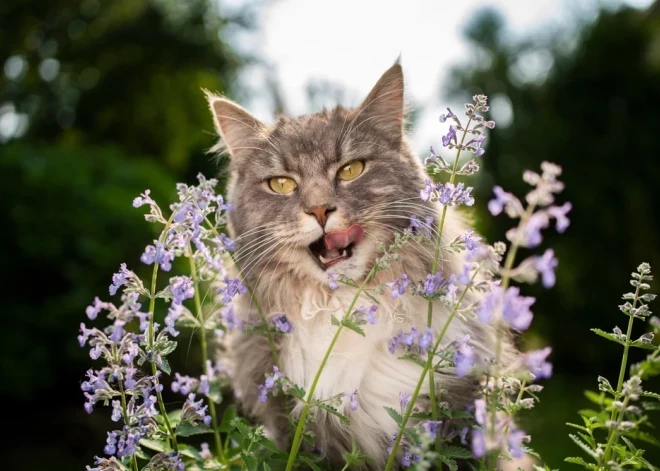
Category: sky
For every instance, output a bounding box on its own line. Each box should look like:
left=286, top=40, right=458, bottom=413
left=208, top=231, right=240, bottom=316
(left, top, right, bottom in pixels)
left=221, top=0, right=653, bottom=153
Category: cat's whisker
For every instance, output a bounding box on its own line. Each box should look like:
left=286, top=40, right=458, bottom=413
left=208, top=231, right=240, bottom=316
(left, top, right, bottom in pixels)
left=245, top=239, right=292, bottom=319
left=366, top=221, right=437, bottom=260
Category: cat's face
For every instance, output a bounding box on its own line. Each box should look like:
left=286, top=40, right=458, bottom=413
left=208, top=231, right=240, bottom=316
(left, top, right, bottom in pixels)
left=207, top=65, right=427, bottom=285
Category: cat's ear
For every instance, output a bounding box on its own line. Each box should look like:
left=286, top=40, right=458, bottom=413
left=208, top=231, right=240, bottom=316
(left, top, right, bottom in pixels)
left=357, top=63, right=405, bottom=141
left=204, top=90, right=265, bottom=158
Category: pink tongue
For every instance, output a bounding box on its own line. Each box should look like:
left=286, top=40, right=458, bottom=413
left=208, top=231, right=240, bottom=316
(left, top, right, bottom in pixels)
left=324, top=224, right=364, bottom=251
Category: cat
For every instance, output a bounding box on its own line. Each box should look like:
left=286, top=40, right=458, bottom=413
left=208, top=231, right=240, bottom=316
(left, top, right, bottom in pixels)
left=205, top=63, right=523, bottom=470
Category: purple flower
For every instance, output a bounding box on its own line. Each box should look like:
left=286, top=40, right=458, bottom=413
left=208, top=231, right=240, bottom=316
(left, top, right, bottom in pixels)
left=488, top=186, right=517, bottom=217
left=169, top=276, right=194, bottom=305
left=460, top=229, right=481, bottom=251
left=458, top=264, right=472, bottom=286
left=422, top=420, right=443, bottom=440
left=441, top=125, right=457, bottom=147
left=401, top=327, right=419, bottom=346
left=104, top=431, right=118, bottom=455
left=476, top=287, right=535, bottom=331
left=401, top=451, right=412, bottom=467
left=388, top=333, right=402, bottom=354
left=136, top=312, right=150, bottom=332
left=121, top=342, right=139, bottom=364
left=436, top=182, right=475, bottom=206
left=454, top=335, right=475, bottom=377
left=418, top=328, right=434, bottom=351
left=132, top=190, right=154, bottom=208
left=409, top=214, right=434, bottom=238
left=78, top=323, right=94, bottom=347
left=164, top=304, right=183, bottom=337
left=420, top=179, right=434, bottom=202
left=355, top=305, right=378, bottom=324
left=221, top=305, right=243, bottom=331
left=124, top=368, right=137, bottom=389
left=264, top=366, right=283, bottom=389
left=218, top=233, right=236, bottom=251
left=472, top=429, right=486, bottom=458
left=345, top=389, right=359, bottom=411
left=508, top=429, right=526, bottom=458
left=548, top=202, right=572, bottom=233
left=399, top=391, right=411, bottom=412
left=386, top=274, right=410, bottom=299
left=172, top=373, right=195, bottom=396
left=438, top=108, right=456, bottom=123
left=273, top=315, right=293, bottom=333
left=111, top=400, right=122, bottom=422
left=524, top=347, right=553, bottom=379
left=518, top=212, right=550, bottom=247
left=483, top=120, right=495, bottom=129
left=218, top=277, right=246, bottom=304
left=200, top=443, right=212, bottom=460
left=502, top=287, right=535, bottom=331
left=474, top=398, right=487, bottom=425
left=257, top=384, right=268, bottom=403
left=85, top=297, right=106, bottom=320
left=183, top=393, right=211, bottom=426
left=466, top=135, right=486, bottom=157
left=535, top=249, right=558, bottom=288
left=109, top=263, right=131, bottom=296
left=424, top=272, right=443, bottom=296
left=328, top=273, right=340, bottom=290
left=141, top=241, right=174, bottom=271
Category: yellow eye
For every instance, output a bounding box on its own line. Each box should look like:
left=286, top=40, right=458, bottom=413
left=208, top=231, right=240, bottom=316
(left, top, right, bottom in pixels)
left=337, top=160, right=365, bottom=181
left=268, top=176, right=297, bottom=194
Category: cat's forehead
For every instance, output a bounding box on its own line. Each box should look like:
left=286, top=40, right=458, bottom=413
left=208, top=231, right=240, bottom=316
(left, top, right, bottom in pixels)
left=255, top=108, right=353, bottom=175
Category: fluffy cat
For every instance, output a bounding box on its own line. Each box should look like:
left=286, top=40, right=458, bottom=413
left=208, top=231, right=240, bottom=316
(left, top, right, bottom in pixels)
left=205, top=63, right=521, bottom=470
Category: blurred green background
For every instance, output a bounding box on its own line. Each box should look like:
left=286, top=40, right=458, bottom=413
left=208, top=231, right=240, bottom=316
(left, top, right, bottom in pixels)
left=2, top=0, right=659, bottom=468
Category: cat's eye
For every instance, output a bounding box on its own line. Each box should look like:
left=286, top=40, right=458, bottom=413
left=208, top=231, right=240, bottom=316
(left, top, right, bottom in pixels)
left=268, top=176, right=297, bottom=194
left=337, top=160, right=365, bottom=181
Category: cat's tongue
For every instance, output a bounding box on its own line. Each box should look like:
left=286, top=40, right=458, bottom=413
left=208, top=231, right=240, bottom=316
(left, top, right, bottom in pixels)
left=324, top=224, right=364, bottom=252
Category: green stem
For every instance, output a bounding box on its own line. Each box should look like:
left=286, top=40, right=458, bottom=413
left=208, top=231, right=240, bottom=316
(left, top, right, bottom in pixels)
left=284, top=266, right=378, bottom=471
left=426, top=117, right=473, bottom=462
left=384, top=265, right=483, bottom=471
left=113, top=345, right=138, bottom=471
left=202, top=214, right=280, bottom=366
left=147, top=261, right=178, bottom=452
left=601, top=286, right=640, bottom=464
left=487, top=203, right=536, bottom=464
left=188, top=248, right=225, bottom=463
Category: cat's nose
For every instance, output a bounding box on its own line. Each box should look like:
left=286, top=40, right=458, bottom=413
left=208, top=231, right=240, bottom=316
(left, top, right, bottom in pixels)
left=305, top=204, right=337, bottom=228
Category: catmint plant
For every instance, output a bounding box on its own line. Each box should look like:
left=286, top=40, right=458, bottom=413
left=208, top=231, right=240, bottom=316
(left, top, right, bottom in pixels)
left=565, top=263, right=659, bottom=470
left=75, top=94, right=660, bottom=471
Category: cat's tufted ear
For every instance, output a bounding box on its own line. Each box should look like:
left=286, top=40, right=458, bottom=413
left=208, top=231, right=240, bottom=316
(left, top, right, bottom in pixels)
left=357, top=63, right=405, bottom=142
left=204, top=90, right=265, bottom=158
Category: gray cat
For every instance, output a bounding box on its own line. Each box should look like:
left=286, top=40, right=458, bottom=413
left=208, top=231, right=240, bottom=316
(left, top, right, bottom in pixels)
left=205, top=63, right=523, bottom=470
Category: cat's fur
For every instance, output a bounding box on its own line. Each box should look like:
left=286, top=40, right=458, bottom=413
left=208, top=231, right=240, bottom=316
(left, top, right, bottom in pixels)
left=205, top=64, right=521, bottom=470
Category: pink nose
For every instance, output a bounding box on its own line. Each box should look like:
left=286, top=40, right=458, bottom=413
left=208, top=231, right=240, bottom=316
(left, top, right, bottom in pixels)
left=306, top=204, right=336, bottom=228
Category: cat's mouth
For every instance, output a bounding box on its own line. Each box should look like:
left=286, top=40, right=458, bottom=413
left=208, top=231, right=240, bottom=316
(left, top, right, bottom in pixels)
left=308, top=224, right=364, bottom=270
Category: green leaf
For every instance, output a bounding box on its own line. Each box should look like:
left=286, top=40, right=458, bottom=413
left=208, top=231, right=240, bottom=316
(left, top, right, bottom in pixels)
left=140, top=438, right=168, bottom=453
left=178, top=444, right=202, bottom=460
left=176, top=422, right=214, bottom=437
left=621, top=436, right=638, bottom=453
left=315, top=403, right=350, bottom=424
left=591, top=328, right=624, bottom=345
left=157, top=357, right=171, bottom=375
left=569, top=434, right=599, bottom=460
left=233, top=419, right=254, bottom=439
left=342, top=318, right=366, bottom=337
left=219, top=405, right=237, bottom=432
left=158, top=340, right=178, bottom=356
left=241, top=452, right=258, bottom=471
left=564, top=456, right=595, bottom=468
left=399, top=353, right=426, bottom=368
left=258, top=437, right=280, bottom=453
left=207, top=382, right=223, bottom=404
left=263, top=463, right=272, bottom=471
left=584, top=390, right=611, bottom=406
left=440, top=446, right=474, bottom=459
left=300, top=456, right=324, bottom=471
left=438, top=455, right=458, bottom=471
left=567, top=422, right=591, bottom=433
left=167, top=408, right=183, bottom=427
left=175, top=316, right=200, bottom=328
left=330, top=315, right=340, bottom=326
left=642, top=391, right=660, bottom=400
left=629, top=340, right=657, bottom=350
left=384, top=406, right=403, bottom=426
